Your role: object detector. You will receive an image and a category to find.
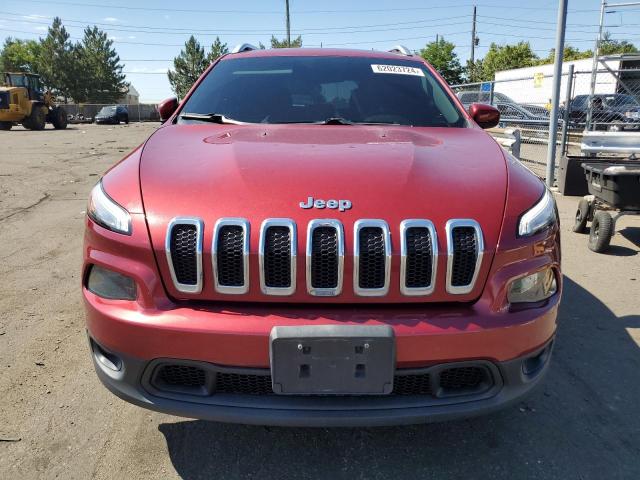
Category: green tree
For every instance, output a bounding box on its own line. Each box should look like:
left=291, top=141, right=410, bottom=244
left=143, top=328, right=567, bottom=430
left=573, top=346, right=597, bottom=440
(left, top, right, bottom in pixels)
left=540, top=45, right=592, bottom=64
left=270, top=35, right=302, bottom=48
left=77, top=26, right=127, bottom=103
left=464, top=59, right=484, bottom=83
left=599, top=32, right=638, bottom=55
left=0, top=38, right=42, bottom=73
left=480, top=42, right=539, bottom=81
left=168, top=35, right=208, bottom=99
left=37, top=17, right=73, bottom=97
left=207, top=36, right=229, bottom=64
left=419, top=37, right=463, bottom=84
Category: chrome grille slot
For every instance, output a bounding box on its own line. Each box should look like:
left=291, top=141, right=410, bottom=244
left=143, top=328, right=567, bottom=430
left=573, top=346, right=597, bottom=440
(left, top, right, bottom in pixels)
left=400, top=220, right=437, bottom=296
left=165, top=217, right=203, bottom=294
left=213, top=218, right=249, bottom=294
left=445, top=220, right=484, bottom=295
left=259, top=219, right=297, bottom=296
left=306, top=220, right=344, bottom=296
left=354, top=220, right=391, bottom=296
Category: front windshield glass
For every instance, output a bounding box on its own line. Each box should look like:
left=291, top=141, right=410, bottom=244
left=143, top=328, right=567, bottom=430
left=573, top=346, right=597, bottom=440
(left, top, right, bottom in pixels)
left=99, top=106, right=117, bottom=114
left=179, top=55, right=465, bottom=127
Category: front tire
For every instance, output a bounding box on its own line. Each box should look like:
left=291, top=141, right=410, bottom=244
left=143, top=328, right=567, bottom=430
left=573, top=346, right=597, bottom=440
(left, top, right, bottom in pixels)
left=572, top=198, right=590, bottom=233
left=23, top=106, right=46, bottom=130
left=588, top=211, right=614, bottom=253
left=50, top=107, right=68, bottom=129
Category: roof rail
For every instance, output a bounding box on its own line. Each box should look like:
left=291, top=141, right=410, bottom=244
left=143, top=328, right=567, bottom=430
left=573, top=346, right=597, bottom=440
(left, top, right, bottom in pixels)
left=231, top=43, right=259, bottom=54
left=388, top=45, right=413, bottom=56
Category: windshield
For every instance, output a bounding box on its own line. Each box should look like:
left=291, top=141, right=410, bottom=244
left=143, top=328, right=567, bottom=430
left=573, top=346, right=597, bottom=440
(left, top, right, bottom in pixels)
left=604, top=94, right=639, bottom=107
left=179, top=55, right=465, bottom=127
left=99, top=106, right=117, bottom=115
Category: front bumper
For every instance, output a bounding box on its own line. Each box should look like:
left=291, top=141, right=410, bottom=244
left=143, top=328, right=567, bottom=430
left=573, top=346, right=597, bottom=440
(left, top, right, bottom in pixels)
left=89, top=335, right=554, bottom=427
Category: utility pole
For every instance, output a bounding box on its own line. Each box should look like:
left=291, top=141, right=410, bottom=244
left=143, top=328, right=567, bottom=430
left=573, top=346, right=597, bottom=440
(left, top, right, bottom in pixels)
left=470, top=6, right=477, bottom=64
left=545, top=0, right=568, bottom=188
left=586, top=0, right=607, bottom=130
left=285, top=0, right=291, bottom=47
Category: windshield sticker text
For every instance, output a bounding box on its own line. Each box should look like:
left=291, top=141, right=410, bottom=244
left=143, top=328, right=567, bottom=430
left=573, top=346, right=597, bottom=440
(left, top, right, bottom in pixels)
left=370, top=64, right=425, bottom=77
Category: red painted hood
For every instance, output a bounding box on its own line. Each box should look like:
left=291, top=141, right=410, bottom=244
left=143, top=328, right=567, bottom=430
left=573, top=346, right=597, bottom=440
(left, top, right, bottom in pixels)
left=140, top=124, right=507, bottom=303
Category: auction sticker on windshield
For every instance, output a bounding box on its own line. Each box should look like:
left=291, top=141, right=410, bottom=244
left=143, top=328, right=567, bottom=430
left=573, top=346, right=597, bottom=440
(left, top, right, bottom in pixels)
left=370, top=64, right=425, bottom=77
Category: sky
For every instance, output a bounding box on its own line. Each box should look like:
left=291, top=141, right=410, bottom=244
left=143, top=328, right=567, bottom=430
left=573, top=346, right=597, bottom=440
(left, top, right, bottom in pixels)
left=1, top=0, right=639, bottom=102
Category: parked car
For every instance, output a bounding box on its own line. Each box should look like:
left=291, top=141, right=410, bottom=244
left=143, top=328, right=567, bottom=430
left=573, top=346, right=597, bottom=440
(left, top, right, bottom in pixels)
left=83, top=46, right=561, bottom=426
left=95, top=105, right=129, bottom=124
left=568, top=94, right=640, bottom=131
left=496, top=102, right=562, bottom=135
left=457, top=90, right=549, bottom=117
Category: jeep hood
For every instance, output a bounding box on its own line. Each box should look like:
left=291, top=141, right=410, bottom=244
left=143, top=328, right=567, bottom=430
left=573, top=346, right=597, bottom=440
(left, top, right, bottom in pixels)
left=139, top=124, right=508, bottom=302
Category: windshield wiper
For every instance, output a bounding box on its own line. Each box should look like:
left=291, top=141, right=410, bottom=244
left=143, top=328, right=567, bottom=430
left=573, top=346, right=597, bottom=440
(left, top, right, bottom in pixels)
left=319, top=118, right=400, bottom=126
left=179, top=112, right=247, bottom=125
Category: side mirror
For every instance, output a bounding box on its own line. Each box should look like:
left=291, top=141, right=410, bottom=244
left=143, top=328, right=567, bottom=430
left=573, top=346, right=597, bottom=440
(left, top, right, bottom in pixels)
left=158, top=97, right=178, bottom=123
left=469, top=103, right=500, bottom=129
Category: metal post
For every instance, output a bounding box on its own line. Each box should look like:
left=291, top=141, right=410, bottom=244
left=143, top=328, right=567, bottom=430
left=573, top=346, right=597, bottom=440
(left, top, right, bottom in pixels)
left=470, top=6, right=477, bottom=64
left=489, top=82, right=495, bottom=105
left=560, top=64, right=574, bottom=156
left=586, top=0, right=606, bottom=131
left=545, top=0, right=568, bottom=187
left=285, top=0, right=291, bottom=47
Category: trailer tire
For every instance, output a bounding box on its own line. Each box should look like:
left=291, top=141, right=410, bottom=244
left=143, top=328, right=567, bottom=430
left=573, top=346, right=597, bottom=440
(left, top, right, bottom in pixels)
left=572, top=198, right=590, bottom=233
left=588, top=211, right=614, bottom=253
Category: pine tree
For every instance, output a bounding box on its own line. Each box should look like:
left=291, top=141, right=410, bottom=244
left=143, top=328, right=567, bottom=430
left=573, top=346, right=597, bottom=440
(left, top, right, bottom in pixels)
left=78, top=26, right=127, bottom=103
left=37, top=17, right=73, bottom=98
left=207, top=37, right=229, bottom=64
left=168, top=36, right=208, bottom=99
left=270, top=35, right=302, bottom=48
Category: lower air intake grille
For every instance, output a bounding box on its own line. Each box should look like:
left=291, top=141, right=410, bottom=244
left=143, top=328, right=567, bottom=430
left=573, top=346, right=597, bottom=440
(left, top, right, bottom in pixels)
left=451, top=227, right=478, bottom=287
left=215, top=373, right=273, bottom=395
left=170, top=224, right=198, bottom=285
left=393, top=374, right=432, bottom=395
left=158, top=364, right=206, bottom=387
left=216, top=226, right=245, bottom=287
left=264, top=226, right=292, bottom=288
left=311, top=227, right=339, bottom=289
left=358, top=227, right=386, bottom=289
left=405, top=227, right=433, bottom=288
left=440, top=366, right=486, bottom=390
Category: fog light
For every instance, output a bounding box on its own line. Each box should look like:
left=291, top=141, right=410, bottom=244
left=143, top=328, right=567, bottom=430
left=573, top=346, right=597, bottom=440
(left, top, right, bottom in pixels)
left=87, top=265, right=137, bottom=300
left=508, top=268, right=557, bottom=304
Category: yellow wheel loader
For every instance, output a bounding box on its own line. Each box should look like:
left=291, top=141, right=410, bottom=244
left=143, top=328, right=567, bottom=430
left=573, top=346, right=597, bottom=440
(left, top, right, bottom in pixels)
left=0, top=72, right=67, bottom=131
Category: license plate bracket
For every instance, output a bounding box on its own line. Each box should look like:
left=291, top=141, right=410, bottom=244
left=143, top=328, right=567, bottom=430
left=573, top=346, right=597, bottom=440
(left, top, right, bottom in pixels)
left=270, top=325, right=395, bottom=395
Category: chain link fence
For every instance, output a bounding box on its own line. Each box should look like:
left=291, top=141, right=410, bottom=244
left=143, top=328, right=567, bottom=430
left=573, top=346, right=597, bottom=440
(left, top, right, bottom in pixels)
left=451, top=60, right=640, bottom=181
left=61, top=103, right=160, bottom=123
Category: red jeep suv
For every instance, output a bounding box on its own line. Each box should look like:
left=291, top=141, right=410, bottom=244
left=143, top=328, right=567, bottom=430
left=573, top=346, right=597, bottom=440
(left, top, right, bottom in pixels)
left=82, top=45, right=561, bottom=426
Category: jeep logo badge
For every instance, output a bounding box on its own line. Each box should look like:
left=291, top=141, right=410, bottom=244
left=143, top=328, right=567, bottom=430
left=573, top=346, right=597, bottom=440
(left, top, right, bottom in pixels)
left=299, top=196, right=352, bottom=212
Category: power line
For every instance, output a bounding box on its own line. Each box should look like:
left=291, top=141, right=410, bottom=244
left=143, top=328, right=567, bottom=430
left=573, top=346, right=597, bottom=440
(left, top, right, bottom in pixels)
left=12, top=0, right=603, bottom=15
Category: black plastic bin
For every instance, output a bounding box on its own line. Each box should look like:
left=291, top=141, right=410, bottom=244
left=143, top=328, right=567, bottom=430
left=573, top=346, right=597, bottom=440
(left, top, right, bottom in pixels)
left=582, top=162, right=640, bottom=211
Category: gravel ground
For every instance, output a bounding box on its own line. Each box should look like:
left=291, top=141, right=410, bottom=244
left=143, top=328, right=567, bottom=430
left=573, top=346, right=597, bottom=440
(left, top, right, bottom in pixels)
left=0, top=123, right=639, bottom=480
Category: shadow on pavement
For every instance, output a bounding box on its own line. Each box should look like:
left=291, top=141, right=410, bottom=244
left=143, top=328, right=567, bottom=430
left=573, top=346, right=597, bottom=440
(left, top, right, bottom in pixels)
left=159, top=276, right=640, bottom=480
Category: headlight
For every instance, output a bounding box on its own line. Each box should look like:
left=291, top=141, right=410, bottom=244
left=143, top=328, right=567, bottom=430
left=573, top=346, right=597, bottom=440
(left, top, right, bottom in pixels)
left=86, top=265, right=137, bottom=300
left=88, top=181, right=131, bottom=235
left=508, top=268, right=557, bottom=304
left=518, top=188, right=557, bottom=237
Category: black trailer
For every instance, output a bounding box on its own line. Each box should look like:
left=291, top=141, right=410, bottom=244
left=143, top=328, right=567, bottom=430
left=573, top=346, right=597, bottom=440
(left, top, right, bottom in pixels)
left=573, top=161, right=640, bottom=252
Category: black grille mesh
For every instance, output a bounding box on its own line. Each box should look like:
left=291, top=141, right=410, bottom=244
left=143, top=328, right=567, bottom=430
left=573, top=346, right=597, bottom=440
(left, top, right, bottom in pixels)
left=215, top=372, right=273, bottom=395
left=311, top=227, right=339, bottom=289
left=440, top=367, right=485, bottom=390
left=405, top=227, right=433, bottom=288
left=153, top=365, right=491, bottom=397
left=358, top=227, right=386, bottom=289
left=158, top=364, right=206, bottom=387
left=393, top=374, right=432, bottom=395
left=264, top=226, right=292, bottom=288
left=216, top=226, right=245, bottom=287
left=170, top=224, right=198, bottom=285
left=451, top=227, right=478, bottom=287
